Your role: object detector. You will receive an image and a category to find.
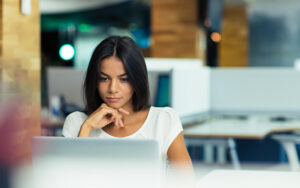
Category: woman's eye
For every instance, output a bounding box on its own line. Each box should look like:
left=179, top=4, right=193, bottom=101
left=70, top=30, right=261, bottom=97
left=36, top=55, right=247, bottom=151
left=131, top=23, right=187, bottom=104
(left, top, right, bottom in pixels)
left=99, top=77, right=108, bottom=82
left=120, top=78, right=129, bottom=82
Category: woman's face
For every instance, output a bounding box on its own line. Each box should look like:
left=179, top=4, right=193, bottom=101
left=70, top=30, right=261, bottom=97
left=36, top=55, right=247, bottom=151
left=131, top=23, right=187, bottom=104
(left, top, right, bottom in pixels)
left=98, top=56, right=134, bottom=111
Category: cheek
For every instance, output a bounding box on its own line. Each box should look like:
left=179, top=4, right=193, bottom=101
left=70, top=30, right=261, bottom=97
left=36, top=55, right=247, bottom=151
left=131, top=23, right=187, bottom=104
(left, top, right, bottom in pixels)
left=126, top=85, right=134, bottom=97
left=98, top=83, right=106, bottom=94
left=120, top=84, right=133, bottom=95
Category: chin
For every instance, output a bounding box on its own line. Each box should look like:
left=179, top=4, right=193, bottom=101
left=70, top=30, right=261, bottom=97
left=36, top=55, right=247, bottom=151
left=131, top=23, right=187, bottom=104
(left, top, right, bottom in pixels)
left=106, top=103, right=123, bottom=109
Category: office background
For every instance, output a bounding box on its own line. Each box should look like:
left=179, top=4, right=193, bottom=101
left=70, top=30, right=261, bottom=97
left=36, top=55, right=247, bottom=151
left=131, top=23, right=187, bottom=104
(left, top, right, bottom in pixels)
left=40, top=0, right=300, bottom=163
left=1, top=0, right=300, bottom=187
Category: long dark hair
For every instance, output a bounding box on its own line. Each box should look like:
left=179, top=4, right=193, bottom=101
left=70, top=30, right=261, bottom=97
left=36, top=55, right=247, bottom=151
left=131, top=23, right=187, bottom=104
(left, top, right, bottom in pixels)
left=84, top=36, right=150, bottom=115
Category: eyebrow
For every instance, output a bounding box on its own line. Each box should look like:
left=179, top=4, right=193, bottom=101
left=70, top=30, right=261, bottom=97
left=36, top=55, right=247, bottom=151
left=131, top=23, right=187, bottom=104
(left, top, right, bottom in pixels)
left=100, top=72, right=127, bottom=77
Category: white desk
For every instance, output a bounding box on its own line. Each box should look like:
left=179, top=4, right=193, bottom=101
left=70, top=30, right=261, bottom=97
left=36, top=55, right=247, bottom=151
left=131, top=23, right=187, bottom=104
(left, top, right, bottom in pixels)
left=197, top=169, right=300, bottom=188
left=184, top=118, right=300, bottom=138
left=183, top=118, right=300, bottom=170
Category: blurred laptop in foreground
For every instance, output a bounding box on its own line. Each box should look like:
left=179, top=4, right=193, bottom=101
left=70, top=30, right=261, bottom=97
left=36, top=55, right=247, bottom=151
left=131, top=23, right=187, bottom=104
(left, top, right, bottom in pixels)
left=31, top=137, right=161, bottom=188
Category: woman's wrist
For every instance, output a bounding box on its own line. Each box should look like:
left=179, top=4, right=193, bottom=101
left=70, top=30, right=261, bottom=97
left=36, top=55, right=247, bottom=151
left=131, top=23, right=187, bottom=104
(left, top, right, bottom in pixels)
left=78, top=120, right=93, bottom=137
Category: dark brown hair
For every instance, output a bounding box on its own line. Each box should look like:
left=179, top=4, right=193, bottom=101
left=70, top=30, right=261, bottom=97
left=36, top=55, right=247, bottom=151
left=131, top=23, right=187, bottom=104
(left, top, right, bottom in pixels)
left=84, top=36, right=150, bottom=115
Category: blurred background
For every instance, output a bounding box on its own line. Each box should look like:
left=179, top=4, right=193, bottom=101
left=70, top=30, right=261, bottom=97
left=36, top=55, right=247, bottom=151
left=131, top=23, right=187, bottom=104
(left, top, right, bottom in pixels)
left=1, top=0, right=300, bottom=187
left=40, top=0, right=300, bottom=104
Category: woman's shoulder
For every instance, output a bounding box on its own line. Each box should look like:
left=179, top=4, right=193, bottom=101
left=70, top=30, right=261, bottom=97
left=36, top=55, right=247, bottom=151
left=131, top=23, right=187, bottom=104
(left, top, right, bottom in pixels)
left=63, top=111, right=88, bottom=137
left=149, top=106, right=181, bottom=122
left=65, top=111, right=88, bottom=122
left=150, top=106, right=178, bottom=116
left=147, top=107, right=183, bottom=153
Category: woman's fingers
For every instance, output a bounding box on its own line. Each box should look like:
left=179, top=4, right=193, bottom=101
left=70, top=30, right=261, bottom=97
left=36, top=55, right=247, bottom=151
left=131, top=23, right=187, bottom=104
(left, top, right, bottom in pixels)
left=118, top=108, right=130, bottom=115
left=88, top=104, right=129, bottom=129
left=101, top=104, right=129, bottom=128
left=112, top=110, right=120, bottom=127
left=114, top=111, right=124, bottom=128
left=103, top=109, right=115, bottom=123
left=115, top=113, right=124, bottom=128
left=119, top=115, right=124, bottom=127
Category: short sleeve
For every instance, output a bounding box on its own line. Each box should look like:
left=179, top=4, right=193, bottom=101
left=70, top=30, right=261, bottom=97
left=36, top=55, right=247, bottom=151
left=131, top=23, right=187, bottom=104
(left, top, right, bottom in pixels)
left=162, top=107, right=183, bottom=153
left=62, top=111, right=87, bottom=137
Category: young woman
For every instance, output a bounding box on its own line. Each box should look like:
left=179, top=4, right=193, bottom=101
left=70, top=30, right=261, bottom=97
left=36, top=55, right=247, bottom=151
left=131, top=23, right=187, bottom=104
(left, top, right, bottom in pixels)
left=62, top=36, right=194, bottom=175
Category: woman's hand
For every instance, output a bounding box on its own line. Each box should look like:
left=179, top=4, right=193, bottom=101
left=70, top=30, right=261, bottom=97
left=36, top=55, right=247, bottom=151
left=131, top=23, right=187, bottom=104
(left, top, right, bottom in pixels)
left=78, top=103, right=129, bottom=137
left=87, top=103, right=129, bottom=128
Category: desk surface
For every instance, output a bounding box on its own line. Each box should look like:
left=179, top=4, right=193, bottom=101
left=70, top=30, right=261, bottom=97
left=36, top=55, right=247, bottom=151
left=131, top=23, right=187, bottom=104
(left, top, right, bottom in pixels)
left=197, top=169, right=300, bottom=188
left=183, top=118, right=300, bottom=139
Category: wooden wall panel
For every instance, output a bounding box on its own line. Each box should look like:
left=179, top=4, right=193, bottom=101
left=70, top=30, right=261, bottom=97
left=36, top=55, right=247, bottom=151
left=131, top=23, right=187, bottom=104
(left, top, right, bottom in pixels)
left=219, top=6, right=248, bottom=67
left=151, top=0, right=205, bottom=60
left=0, top=0, right=41, bottom=164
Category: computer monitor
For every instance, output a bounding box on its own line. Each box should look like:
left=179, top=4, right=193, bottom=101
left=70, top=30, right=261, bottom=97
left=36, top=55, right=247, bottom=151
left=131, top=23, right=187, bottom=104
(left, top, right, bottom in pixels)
left=155, top=74, right=170, bottom=107
left=47, top=67, right=86, bottom=110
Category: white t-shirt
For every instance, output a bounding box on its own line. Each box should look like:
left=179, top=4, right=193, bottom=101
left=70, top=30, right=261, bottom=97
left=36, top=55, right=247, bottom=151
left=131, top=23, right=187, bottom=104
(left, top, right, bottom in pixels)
left=62, top=106, right=183, bottom=165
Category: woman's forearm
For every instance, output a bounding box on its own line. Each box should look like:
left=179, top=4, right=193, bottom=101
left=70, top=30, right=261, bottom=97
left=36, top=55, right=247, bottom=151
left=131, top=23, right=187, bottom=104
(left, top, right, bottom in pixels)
left=78, top=120, right=93, bottom=137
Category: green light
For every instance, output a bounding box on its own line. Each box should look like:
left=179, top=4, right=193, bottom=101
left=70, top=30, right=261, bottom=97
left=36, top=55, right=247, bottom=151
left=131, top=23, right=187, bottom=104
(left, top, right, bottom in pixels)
left=78, top=24, right=92, bottom=33
left=59, top=44, right=75, bottom=61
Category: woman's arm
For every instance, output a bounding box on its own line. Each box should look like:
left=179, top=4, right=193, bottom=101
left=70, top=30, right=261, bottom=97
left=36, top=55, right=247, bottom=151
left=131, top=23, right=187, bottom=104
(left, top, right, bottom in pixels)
left=78, top=120, right=94, bottom=137
left=167, top=132, right=196, bottom=186
left=167, top=132, right=193, bottom=169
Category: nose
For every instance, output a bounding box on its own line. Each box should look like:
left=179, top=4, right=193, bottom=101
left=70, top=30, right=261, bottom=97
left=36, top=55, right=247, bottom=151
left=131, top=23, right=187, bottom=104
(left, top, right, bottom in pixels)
left=108, top=79, right=119, bottom=94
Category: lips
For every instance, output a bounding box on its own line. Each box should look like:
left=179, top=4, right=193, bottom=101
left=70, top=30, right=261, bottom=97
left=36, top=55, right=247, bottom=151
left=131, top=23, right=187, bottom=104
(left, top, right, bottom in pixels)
left=106, top=97, right=121, bottom=102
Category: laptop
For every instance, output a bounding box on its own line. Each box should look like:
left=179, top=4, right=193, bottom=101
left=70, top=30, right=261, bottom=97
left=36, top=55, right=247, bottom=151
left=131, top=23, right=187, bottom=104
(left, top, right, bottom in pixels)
left=31, top=136, right=161, bottom=188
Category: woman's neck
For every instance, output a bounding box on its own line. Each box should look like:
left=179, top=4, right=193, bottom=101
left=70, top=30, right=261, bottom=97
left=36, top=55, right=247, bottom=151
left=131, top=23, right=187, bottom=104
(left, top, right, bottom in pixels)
left=122, top=109, right=137, bottom=125
left=122, top=108, right=149, bottom=126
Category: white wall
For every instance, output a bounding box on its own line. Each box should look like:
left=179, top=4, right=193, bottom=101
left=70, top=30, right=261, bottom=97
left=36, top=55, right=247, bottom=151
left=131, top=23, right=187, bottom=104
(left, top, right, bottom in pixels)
left=145, top=58, right=209, bottom=118
left=211, top=67, right=300, bottom=115
left=171, top=66, right=211, bottom=118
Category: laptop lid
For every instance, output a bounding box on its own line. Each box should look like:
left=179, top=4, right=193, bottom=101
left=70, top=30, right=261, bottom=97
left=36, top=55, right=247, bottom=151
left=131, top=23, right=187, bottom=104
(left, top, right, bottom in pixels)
left=31, top=136, right=161, bottom=188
